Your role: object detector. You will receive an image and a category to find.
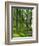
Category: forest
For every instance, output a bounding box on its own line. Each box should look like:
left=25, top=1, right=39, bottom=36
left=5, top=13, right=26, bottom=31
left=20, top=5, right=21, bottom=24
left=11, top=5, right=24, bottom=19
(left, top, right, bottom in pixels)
left=11, top=7, right=32, bottom=37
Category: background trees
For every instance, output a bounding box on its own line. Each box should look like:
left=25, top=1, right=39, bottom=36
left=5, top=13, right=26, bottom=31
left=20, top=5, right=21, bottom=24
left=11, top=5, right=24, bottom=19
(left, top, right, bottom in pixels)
left=12, top=7, right=32, bottom=37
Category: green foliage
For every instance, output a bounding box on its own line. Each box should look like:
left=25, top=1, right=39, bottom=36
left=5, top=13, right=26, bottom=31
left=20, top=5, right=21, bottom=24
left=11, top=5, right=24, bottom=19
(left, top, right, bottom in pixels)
left=12, top=8, right=32, bottom=37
